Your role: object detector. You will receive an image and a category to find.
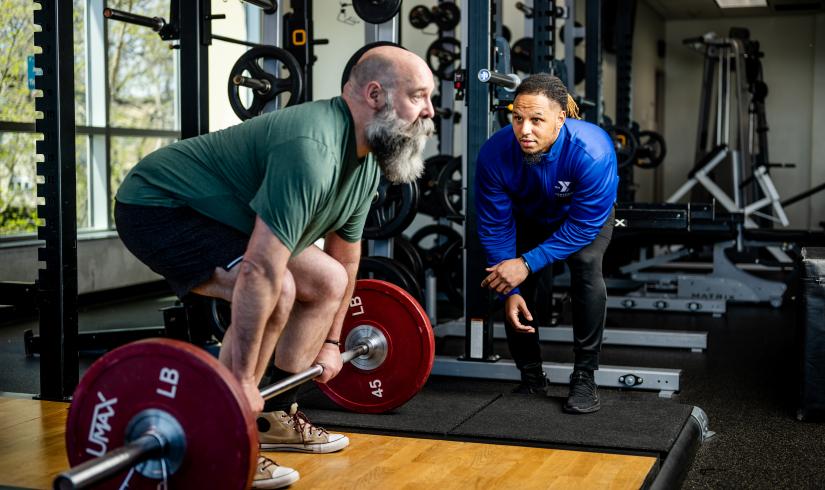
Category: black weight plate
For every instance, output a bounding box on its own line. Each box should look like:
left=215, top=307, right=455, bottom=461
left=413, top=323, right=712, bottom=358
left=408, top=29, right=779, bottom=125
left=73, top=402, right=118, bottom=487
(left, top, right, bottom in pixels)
left=502, top=25, right=512, bottom=43
left=408, top=4, right=432, bottom=29
left=433, top=2, right=460, bottom=31
left=426, top=37, right=461, bottom=81
left=574, top=56, right=586, bottom=85
left=394, top=235, right=425, bottom=285
left=358, top=256, right=422, bottom=302
left=436, top=155, right=463, bottom=221
left=438, top=239, right=463, bottom=304
left=227, top=46, right=303, bottom=120
left=209, top=298, right=232, bottom=341
left=511, top=37, right=533, bottom=74
left=410, top=224, right=462, bottom=271
left=418, top=154, right=457, bottom=218
left=635, top=130, right=667, bottom=169
left=605, top=125, right=638, bottom=169
left=363, top=178, right=419, bottom=239
left=353, top=0, right=402, bottom=24
left=340, top=41, right=404, bottom=91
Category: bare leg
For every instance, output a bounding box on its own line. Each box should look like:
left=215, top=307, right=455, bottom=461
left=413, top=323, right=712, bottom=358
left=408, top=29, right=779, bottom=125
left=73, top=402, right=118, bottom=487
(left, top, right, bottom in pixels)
left=193, top=265, right=297, bottom=383
left=191, top=266, right=237, bottom=301
left=274, top=245, right=348, bottom=373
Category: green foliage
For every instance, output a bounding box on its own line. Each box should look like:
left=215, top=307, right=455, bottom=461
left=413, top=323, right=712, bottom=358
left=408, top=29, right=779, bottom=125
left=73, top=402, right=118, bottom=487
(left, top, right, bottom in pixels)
left=0, top=0, right=36, bottom=122
left=107, top=0, right=176, bottom=130
left=0, top=205, right=38, bottom=234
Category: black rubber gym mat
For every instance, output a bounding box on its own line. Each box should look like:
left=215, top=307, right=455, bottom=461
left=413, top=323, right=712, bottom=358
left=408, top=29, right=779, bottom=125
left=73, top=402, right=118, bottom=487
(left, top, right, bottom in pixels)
left=449, top=392, right=693, bottom=453
left=300, top=376, right=692, bottom=454
left=298, top=383, right=501, bottom=435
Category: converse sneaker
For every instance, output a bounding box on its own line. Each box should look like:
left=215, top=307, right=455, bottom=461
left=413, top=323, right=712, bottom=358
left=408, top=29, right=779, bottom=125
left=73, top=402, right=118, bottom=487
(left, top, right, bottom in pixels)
left=252, top=455, right=299, bottom=489
left=258, top=403, right=349, bottom=453
left=563, top=370, right=600, bottom=414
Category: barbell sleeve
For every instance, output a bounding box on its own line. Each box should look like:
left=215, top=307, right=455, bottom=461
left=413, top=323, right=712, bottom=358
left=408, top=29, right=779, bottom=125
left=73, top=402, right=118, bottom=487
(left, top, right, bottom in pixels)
left=232, top=75, right=271, bottom=94
left=53, top=433, right=164, bottom=490
left=260, top=342, right=370, bottom=401
left=102, top=8, right=165, bottom=32
left=477, top=69, right=521, bottom=91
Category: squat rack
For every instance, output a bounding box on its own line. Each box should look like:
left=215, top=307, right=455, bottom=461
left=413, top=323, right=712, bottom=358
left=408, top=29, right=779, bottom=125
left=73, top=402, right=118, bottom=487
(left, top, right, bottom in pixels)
left=32, top=0, right=211, bottom=401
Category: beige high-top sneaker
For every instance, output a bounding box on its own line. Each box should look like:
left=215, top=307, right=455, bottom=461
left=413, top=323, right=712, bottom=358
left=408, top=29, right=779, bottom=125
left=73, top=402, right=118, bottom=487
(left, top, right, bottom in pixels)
left=258, top=403, right=350, bottom=453
left=252, top=455, right=299, bottom=489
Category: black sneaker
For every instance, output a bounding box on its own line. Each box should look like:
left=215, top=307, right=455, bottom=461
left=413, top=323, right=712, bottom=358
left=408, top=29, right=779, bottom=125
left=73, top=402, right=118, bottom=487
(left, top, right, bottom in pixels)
left=563, top=370, right=600, bottom=414
left=512, top=362, right=548, bottom=395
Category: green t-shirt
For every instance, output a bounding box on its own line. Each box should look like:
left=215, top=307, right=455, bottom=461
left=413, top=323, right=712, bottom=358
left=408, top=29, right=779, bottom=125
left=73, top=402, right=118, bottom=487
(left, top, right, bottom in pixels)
left=116, top=97, right=379, bottom=255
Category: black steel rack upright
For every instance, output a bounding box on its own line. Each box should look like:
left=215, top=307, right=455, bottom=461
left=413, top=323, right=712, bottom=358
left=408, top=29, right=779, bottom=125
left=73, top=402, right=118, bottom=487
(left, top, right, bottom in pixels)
left=33, top=0, right=79, bottom=401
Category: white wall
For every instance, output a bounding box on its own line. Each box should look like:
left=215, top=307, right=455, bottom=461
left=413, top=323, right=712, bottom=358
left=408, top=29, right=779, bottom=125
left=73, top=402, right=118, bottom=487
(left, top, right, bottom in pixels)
left=1, top=237, right=161, bottom=294
left=628, top=1, right=666, bottom=202
left=663, top=14, right=823, bottom=229
left=209, top=0, right=251, bottom=131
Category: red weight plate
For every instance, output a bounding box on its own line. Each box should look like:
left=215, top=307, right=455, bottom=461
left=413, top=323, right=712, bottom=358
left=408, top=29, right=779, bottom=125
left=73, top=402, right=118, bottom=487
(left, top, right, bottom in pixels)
left=319, top=279, right=435, bottom=413
left=65, top=338, right=256, bottom=489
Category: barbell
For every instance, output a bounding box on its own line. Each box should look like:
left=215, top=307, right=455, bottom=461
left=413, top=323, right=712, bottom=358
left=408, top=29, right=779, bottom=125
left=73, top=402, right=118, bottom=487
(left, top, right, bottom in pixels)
left=54, top=279, right=435, bottom=490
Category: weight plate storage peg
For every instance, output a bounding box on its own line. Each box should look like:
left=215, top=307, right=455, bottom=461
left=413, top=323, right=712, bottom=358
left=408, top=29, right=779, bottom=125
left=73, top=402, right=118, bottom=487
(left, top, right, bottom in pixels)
left=319, top=279, right=435, bottom=413
left=63, top=339, right=257, bottom=489
left=227, top=46, right=303, bottom=121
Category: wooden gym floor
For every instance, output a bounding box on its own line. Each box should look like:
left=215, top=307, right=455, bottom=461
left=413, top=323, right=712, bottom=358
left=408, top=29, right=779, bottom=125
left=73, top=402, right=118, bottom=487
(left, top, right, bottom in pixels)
left=0, top=396, right=657, bottom=489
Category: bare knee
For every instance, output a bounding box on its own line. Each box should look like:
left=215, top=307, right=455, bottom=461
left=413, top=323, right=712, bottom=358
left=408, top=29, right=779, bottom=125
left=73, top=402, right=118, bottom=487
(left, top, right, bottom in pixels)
left=302, top=259, right=348, bottom=304
left=277, top=271, right=296, bottom=312
left=265, top=270, right=296, bottom=330
left=326, top=261, right=348, bottom=302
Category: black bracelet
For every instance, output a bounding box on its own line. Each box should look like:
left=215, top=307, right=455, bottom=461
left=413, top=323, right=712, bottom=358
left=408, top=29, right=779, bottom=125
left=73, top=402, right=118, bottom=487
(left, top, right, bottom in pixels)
left=325, top=339, right=341, bottom=346
left=521, top=256, right=532, bottom=274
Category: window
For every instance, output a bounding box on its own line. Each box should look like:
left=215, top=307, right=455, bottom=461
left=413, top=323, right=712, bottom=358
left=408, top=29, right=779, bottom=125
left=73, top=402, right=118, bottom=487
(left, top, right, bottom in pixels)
left=0, top=0, right=179, bottom=239
left=106, top=0, right=177, bottom=130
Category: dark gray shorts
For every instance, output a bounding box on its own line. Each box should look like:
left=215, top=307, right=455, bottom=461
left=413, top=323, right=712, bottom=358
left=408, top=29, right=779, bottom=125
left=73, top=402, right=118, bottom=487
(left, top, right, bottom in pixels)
left=114, top=201, right=247, bottom=298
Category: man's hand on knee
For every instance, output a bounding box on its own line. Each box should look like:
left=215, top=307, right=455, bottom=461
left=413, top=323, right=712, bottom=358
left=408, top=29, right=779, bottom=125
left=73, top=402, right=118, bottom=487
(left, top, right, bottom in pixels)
left=313, top=342, right=344, bottom=383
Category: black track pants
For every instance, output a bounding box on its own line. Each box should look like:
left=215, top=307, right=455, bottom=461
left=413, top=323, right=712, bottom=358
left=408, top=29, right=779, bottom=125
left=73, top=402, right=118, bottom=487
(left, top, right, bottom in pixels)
left=505, top=210, right=614, bottom=372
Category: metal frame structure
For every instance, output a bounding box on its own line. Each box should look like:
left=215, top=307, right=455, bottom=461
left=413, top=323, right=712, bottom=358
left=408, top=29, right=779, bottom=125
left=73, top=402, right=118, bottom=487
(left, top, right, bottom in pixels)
left=33, top=0, right=79, bottom=401
left=31, top=0, right=212, bottom=399
left=436, top=321, right=707, bottom=352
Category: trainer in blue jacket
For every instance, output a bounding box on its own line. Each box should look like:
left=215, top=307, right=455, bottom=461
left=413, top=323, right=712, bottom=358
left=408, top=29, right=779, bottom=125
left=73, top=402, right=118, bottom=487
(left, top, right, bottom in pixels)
left=476, top=73, right=618, bottom=414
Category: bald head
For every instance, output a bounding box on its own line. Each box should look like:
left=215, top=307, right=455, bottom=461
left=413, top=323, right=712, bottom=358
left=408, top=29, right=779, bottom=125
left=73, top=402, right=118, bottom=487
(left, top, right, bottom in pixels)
left=342, top=45, right=435, bottom=183
left=347, top=46, right=433, bottom=94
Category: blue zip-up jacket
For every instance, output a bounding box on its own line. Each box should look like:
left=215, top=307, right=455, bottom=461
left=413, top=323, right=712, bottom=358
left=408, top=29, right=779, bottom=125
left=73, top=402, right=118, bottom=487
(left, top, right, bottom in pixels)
left=475, top=119, right=618, bottom=295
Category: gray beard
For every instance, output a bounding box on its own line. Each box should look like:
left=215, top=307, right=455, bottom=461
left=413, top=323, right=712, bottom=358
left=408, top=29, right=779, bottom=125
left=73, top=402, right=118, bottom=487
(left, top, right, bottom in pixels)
left=365, top=97, right=434, bottom=184
left=522, top=151, right=545, bottom=165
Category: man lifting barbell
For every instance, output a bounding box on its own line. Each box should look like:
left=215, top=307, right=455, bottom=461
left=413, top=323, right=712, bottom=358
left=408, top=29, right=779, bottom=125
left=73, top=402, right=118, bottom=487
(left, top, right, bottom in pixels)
left=57, top=279, right=436, bottom=489
left=113, top=45, right=435, bottom=488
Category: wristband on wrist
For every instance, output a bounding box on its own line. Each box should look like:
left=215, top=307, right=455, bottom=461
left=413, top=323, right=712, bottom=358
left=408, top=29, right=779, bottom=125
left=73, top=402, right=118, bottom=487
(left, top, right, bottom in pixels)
left=324, top=339, right=340, bottom=346
left=521, top=256, right=531, bottom=274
